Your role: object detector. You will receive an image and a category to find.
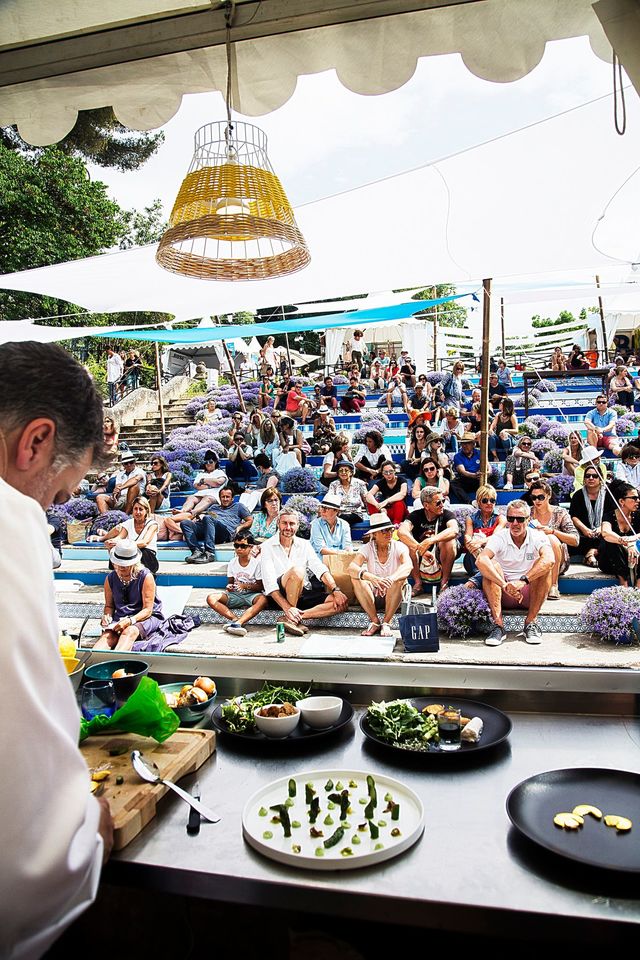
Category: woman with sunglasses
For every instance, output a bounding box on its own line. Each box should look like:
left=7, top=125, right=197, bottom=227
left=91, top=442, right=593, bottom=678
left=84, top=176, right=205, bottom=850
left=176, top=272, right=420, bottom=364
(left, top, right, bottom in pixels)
left=569, top=468, right=612, bottom=567
left=321, top=433, right=351, bottom=486
left=599, top=483, right=640, bottom=586
left=256, top=418, right=280, bottom=460
left=614, top=444, right=640, bottom=487
left=365, top=461, right=409, bottom=525
left=250, top=488, right=282, bottom=542
left=328, top=460, right=369, bottom=525
left=561, top=431, right=583, bottom=478
left=529, top=480, right=578, bottom=599
left=463, top=484, right=506, bottom=582
left=425, top=432, right=450, bottom=473
left=412, top=457, right=449, bottom=507
left=145, top=454, right=172, bottom=514
left=503, top=436, right=541, bottom=490
left=488, top=397, right=518, bottom=461
left=401, top=423, right=430, bottom=480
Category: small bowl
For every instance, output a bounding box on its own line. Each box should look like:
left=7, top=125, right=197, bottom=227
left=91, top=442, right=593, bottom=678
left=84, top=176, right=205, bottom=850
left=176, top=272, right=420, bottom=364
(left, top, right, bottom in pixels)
left=296, top=696, right=343, bottom=729
left=253, top=703, right=301, bottom=738
left=160, top=681, right=216, bottom=723
left=84, top=659, right=149, bottom=703
left=65, top=658, right=85, bottom=693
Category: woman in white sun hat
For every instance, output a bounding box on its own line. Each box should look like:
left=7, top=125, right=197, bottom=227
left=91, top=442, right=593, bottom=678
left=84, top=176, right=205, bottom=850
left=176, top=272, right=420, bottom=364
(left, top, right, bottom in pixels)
left=348, top=512, right=412, bottom=637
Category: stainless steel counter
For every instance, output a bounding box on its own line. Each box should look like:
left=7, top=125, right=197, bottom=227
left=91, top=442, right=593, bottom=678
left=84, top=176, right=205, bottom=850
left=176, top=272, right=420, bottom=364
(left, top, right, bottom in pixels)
left=105, top=683, right=640, bottom=943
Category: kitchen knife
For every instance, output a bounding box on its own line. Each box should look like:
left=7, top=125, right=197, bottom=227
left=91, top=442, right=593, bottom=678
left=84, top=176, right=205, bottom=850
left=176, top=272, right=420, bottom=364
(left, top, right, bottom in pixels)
left=187, top=781, right=201, bottom=835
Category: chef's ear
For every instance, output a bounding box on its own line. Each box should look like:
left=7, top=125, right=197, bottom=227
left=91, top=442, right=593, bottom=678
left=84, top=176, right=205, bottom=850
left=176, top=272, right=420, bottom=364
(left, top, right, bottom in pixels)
left=14, top=418, right=56, bottom=472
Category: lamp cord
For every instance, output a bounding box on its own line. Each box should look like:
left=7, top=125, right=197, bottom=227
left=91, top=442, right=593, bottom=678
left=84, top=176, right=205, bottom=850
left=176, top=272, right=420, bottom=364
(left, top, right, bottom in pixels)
left=613, top=50, right=627, bottom=136
left=224, top=1, right=236, bottom=136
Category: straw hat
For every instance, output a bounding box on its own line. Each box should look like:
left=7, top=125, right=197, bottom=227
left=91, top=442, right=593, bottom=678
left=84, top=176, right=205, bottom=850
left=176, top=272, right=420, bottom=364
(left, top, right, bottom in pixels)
left=111, top=539, right=141, bottom=567
left=460, top=433, right=477, bottom=444
left=368, top=512, right=394, bottom=533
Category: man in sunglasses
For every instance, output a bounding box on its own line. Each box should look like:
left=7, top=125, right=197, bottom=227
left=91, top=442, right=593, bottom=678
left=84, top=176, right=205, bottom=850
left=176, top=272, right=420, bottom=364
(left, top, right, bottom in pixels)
left=398, top=486, right=460, bottom=595
left=585, top=396, right=623, bottom=455
left=475, top=499, right=553, bottom=646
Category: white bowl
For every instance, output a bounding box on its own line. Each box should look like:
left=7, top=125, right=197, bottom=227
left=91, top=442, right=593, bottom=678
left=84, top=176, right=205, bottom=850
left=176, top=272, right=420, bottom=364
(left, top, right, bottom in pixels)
left=296, top=696, right=343, bottom=729
left=253, top=703, right=301, bottom=738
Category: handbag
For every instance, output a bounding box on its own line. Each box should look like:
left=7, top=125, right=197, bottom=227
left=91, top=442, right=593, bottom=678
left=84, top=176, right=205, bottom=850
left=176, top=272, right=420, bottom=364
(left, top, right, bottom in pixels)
left=418, top=518, right=442, bottom=582
left=398, top=584, right=439, bottom=652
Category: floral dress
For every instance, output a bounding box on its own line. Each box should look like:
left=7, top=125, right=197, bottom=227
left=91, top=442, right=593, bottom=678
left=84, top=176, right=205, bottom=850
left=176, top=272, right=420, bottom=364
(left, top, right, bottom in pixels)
left=250, top=513, right=278, bottom=540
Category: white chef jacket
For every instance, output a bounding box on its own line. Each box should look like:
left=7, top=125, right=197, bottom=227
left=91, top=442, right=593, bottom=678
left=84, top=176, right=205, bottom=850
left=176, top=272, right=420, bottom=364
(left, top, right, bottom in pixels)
left=106, top=353, right=123, bottom=384
left=259, top=533, right=329, bottom=595
left=0, top=479, right=102, bottom=959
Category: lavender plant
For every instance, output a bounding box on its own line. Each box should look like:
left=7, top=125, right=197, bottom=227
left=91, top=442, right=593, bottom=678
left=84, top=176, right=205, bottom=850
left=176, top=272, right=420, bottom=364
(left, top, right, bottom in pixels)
left=581, top=587, right=640, bottom=645
left=436, top=585, right=492, bottom=638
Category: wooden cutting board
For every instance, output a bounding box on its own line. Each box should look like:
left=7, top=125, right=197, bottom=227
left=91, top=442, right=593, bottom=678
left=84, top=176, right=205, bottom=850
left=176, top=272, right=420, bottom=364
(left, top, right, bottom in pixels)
left=80, top=729, right=216, bottom=849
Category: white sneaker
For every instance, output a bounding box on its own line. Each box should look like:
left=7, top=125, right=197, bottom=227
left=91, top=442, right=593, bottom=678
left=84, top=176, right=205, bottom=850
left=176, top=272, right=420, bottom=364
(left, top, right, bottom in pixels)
left=503, top=482, right=513, bottom=491
left=224, top=622, right=247, bottom=636
left=548, top=584, right=560, bottom=600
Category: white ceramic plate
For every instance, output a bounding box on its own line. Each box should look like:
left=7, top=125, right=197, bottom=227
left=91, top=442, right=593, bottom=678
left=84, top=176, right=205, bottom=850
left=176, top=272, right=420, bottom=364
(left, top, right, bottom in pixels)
left=242, top=768, right=424, bottom=870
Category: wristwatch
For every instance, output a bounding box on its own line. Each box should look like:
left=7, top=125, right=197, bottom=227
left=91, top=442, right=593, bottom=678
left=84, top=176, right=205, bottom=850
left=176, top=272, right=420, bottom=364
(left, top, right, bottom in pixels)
left=521, top=575, right=530, bottom=585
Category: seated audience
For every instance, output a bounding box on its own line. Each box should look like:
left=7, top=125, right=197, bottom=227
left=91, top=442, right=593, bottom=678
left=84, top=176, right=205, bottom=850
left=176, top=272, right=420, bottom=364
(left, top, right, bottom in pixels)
left=399, top=352, right=416, bottom=389
left=401, top=423, right=430, bottom=480
left=260, top=508, right=349, bottom=636
left=178, top=451, right=227, bottom=516
left=328, top=460, right=369, bottom=525
left=103, top=415, right=127, bottom=457
left=529, top=479, right=578, bottom=599
left=476, top=499, right=553, bottom=647
left=202, top=398, right=223, bottom=421
left=278, top=415, right=307, bottom=467
left=569, top=468, right=611, bottom=567
left=550, top=346, right=567, bottom=371
left=310, top=493, right=353, bottom=558
left=463, top=484, right=506, bottom=583
left=599, top=482, right=639, bottom=586
left=258, top=376, right=276, bottom=410
left=385, top=374, right=408, bottom=413
left=181, top=488, right=251, bottom=563
left=561, top=430, right=583, bottom=478
left=353, top=429, right=392, bottom=483
left=608, top=365, right=634, bottom=408
left=310, top=406, right=337, bottom=454
left=349, top=512, right=412, bottom=637
left=255, top=418, right=280, bottom=460
left=434, top=407, right=465, bottom=454
left=90, top=495, right=159, bottom=575
left=145, top=455, right=172, bottom=514
left=450, top=434, right=481, bottom=503
left=286, top=382, right=311, bottom=422
left=226, top=431, right=258, bottom=488
left=411, top=457, right=449, bottom=506
left=95, top=540, right=196, bottom=652
left=488, top=371, right=508, bottom=411
left=321, top=434, right=351, bottom=486
left=365, top=461, right=409, bottom=525
left=398, top=486, right=460, bottom=595
left=340, top=375, right=367, bottom=413
left=615, top=444, right=640, bottom=487
left=96, top=452, right=145, bottom=515
left=320, top=375, right=339, bottom=411
left=585, top=395, right=622, bottom=454
left=573, top=444, right=607, bottom=491
left=253, top=452, right=280, bottom=490
left=206, top=533, right=268, bottom=636
left=503, top=437, right=540, bottom=490
left=250, top=488, right=282, bottom=541
left=488, top=397, right=518, bottom=460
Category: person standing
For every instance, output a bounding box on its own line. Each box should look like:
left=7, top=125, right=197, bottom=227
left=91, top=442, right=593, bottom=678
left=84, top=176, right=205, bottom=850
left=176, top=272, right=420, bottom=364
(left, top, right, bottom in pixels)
left=0, top=342, right=113, bottom=958
left=106, top=347, right=123, bottom=406
left=124, top=348, right=142, bottom=390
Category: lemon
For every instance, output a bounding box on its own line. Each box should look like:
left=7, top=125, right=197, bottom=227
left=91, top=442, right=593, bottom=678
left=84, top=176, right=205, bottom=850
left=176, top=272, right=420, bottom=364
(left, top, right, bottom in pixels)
left=58, top=633, right=76, bottom=658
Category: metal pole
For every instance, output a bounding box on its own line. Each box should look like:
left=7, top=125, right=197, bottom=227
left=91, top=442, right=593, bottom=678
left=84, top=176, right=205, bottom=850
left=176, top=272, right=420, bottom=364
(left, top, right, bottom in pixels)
left=281, top=306, right=293, bottom=375
left=595, top=275, right=608, bottom=365
left=221, top=339, right=247, bottom=413
left=432, top=286, right=438, bottom=371
left=479, top=278, right=492, bottom=486
left=500, top=297, right=505, bottom=359
left=154, top=341, right=167, bottom=445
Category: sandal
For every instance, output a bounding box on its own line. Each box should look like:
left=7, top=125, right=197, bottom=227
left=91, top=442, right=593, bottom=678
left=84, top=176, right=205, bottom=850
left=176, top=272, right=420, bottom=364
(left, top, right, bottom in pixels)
left=380, top=622, right=394, bottom=637
left=411, top=581, right=424, bottom=597
left=584, top=552, right=598, bottom=568
left=361, top=622, right=381, bottom=637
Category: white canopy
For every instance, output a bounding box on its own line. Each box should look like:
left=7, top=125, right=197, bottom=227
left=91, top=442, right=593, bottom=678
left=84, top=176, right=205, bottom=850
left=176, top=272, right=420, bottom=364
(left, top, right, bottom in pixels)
left=2, top=93, right=639, bottom=321
left=0, top=0, right=628, bottom=146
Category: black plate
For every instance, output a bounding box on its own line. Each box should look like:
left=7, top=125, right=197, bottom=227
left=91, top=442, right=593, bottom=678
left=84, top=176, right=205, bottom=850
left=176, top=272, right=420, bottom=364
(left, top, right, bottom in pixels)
left=360, top=696, right=512, bottom=756
left=212, top=696, right=354, bottom=744
left=507, top=767, right=640, bottom=873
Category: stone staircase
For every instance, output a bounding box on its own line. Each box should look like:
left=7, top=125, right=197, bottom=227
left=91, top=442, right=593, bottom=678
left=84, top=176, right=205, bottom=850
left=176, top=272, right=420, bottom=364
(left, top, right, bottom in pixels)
left=117, top=396, right=196, bottom=463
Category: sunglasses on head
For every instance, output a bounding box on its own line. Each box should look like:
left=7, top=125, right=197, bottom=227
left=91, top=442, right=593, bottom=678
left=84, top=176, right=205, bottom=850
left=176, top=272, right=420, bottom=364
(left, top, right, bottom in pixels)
left=506, top=515, right=527, bottom=523
left=480, top=497, right=496, bottom=504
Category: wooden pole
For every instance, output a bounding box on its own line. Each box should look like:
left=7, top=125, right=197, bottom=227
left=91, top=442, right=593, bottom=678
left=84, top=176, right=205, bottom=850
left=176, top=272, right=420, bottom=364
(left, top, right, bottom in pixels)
left=281, top=306, right=293, bottom=375
left=432, top=286, right=438, bottom=371
left=154, top=341, right=167, bottom=444
left=222, top=339, right=247, bottom=413
left=479, top=278, right=492, bottom=486
left=595, top=275, right=608, bottom=364
left=500, top=297, right=505, bottom=359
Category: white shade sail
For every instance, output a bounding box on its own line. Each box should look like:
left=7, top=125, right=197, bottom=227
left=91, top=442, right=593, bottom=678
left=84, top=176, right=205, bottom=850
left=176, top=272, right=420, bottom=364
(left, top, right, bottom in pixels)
left=1, top=94, right=639, bottom=321
left=0, top=0, right=617, bottom=146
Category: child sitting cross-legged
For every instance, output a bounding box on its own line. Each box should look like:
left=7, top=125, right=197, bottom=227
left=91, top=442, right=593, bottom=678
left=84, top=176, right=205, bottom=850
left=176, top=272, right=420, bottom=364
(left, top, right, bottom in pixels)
left=206, top=533, right=268, bottom=636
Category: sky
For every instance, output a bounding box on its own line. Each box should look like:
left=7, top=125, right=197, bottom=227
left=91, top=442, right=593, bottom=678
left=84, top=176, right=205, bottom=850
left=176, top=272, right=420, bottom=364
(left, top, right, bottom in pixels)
left=72, top=37, right=634, bottom=340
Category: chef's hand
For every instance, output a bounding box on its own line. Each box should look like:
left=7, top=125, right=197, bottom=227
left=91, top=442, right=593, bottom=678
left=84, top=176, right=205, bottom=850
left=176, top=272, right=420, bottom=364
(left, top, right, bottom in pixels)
left=97, top=796, right=114, bottom=864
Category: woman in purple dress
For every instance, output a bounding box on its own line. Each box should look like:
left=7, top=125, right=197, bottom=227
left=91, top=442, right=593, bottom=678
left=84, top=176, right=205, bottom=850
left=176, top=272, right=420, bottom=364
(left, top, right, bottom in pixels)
left=94, top=540, right=197, bottom=652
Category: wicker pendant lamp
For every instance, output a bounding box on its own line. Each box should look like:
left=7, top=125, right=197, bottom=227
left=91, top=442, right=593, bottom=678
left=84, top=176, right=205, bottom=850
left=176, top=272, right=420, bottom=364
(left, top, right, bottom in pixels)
left=156, top=4, right=310, bottom=281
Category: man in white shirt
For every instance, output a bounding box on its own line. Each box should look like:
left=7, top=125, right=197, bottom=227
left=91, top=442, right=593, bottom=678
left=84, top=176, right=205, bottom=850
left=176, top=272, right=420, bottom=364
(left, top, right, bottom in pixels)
left=260, top=507, right=349, bottom=635
left=476, top=498, right=553, bottom=648
left=0, top=342, right=113, bottom=960
left=106, top=347, right=124, bottom=406
left=95, top=452, right=145, bottom=514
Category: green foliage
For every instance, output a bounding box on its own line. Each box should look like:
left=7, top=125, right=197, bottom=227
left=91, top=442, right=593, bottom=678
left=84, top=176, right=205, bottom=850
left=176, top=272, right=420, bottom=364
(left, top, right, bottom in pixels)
left=409, top=283, right=468, bottom=328
left=531, top=310, right=587, bottom=329
left=119, top=200, right=167, bottom=249
left=1, top=107, right=164, bottom=172
left=186, top=380, right=208, bottom=397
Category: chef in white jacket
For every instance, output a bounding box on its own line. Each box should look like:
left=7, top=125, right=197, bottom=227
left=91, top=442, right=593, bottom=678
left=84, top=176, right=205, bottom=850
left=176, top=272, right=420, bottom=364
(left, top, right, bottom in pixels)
left=0, top=342, right=113, bottom=959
